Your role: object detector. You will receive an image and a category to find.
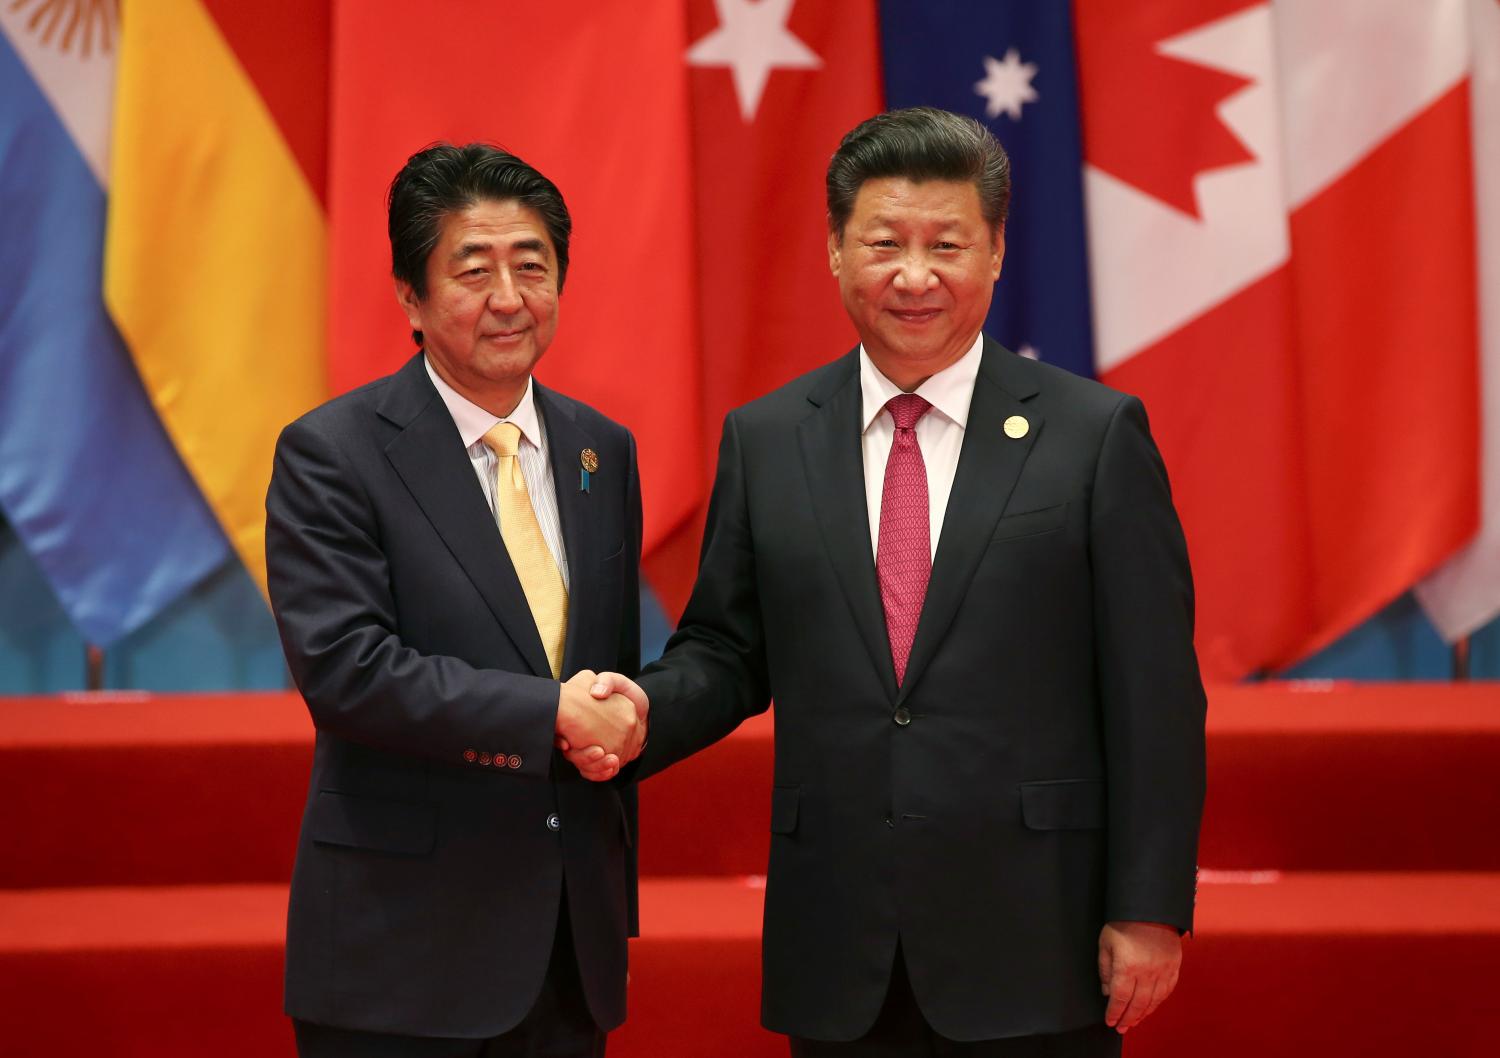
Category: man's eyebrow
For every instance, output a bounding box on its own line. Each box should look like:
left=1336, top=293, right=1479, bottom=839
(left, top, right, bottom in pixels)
left=865, top=214, right=962, bottom=228
left=450, top=241, right=492, bottom=260
left=449, top=237, right=550, bottom=260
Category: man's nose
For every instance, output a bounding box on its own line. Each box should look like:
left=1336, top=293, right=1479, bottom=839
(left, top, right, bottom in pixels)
left=488, top=270, right=523, bottom=312
left=892, top=252, right=939, bottom=292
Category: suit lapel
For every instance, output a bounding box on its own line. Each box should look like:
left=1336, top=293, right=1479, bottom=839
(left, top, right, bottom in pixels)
left=535, top=382, right=600, bottom=681
left=797, top=352, right=899, bottom=701
left=899, top=339, right=1043, bottom=702
left=378, top=356, right=552, bottom=678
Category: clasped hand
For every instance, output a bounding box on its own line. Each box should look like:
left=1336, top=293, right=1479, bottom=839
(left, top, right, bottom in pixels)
left=554, top=669, right=650, bottom=781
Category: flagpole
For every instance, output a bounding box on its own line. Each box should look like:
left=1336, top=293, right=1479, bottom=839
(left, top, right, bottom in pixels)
left=85, top=645, right=105, bottom=691
left=1452, top=636, right=1471, bottom=681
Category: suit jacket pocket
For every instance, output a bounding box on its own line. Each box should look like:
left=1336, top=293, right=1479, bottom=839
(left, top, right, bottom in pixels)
left=1019, top=779, right=1105, bottom=830
left=308, top=789, right=437, bottom=855
left=769, top=785, right=801, bottom=835
left=992, top=503, right=1067, bottom=543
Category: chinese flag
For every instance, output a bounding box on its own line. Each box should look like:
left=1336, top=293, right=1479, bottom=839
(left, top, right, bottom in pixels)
left=327, top=0, right=704, bottom=556
left=648, top=0, right=882, bottom=611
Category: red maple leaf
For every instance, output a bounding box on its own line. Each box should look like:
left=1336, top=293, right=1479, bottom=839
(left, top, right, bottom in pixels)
left=1074, top=0, right=1260, bottom=218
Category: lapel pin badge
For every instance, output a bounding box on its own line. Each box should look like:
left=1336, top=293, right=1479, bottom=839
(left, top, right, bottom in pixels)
left=1003, top=415, right=1030, bottom=440
left=580, top=448, right=599, bottom=493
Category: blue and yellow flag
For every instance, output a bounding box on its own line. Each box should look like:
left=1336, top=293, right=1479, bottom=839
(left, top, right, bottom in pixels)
left=0, top=4, right=228, bottom=646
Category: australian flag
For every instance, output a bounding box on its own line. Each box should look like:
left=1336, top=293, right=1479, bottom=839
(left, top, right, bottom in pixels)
left=878, top=1, right=1096, bottom=378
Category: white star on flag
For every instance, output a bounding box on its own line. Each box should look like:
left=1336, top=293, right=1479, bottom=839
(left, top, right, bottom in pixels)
left=687, top=0, right=821, bottom=122
left=974, top=48, right=1038, bottom=121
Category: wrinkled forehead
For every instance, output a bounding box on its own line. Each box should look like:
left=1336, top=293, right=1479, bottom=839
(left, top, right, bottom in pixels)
left=432, top=198, right=556, bottom=259
left=844, top=177, right=998, bottom=234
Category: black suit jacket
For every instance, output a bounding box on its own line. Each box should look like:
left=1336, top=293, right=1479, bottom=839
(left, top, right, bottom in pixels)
left=266, top=353, right=642, bottom=1038
left=636, top=338, right=1206, bottom=1042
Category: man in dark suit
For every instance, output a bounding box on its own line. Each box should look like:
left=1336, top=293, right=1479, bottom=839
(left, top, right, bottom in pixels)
left=266, top=143, right=646, bottom=1058
left=582, top=108, right=1206, bottom=1055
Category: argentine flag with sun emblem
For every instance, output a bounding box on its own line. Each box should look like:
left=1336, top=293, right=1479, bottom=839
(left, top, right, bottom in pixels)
left=0, top=1, right=229, bottom=646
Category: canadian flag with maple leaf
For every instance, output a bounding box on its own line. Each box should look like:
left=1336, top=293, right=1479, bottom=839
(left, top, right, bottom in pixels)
left=1075, top=0, right=1498, bottom=678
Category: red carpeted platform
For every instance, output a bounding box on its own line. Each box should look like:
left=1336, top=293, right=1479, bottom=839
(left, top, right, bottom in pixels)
left=3, top=874, right=1495, bottom=1057
left=1, top=692, right=311, bottom=887
left=7, top=683, right=1500, bottom=884
left=2, top=682, right=1498, bottom=1056
left=1199, top=682, right=1500, bottom=869
left=0, top=879, right=774, bottom=1058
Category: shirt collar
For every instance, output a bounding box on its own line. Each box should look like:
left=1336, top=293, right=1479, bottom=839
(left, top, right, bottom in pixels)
left=424, top=356, right=543, bottom=450
left=859, top=331, right=984, bottom=435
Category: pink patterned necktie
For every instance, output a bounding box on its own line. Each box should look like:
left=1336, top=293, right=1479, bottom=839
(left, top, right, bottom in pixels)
left=877, top=393, right=933, bottom=686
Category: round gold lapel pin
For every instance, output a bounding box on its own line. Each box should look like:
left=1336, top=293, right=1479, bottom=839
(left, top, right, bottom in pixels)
left=580, top=449, right=600, bottom=473
left=1003, top=415, right=1030, bottom=439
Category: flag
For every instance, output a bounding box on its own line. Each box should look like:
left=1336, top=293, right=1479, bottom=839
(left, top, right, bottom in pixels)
left=1076, top=0, right=1482, bottom=678
left=326, top=0, right=880, bottom=618
left=327, top=0, right=703, bottom=568
left=1416, top=0, right=1500, bottom=641
left=104, top=0, right=330, bottom=594
left=878, top=0, right=1095, bottom=379
left=0, top=4, right=228, bottom=646
left=642, top=0, right=883, bottom=610
left=318, top=0, right=1490, bottom=671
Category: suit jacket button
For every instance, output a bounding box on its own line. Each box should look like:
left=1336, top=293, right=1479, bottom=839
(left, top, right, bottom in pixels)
left=463, top=749, right=478, bottom=763
left=893, top=706, right=912, bottom=727
left=546, top=813, right=561, bottom=832
left=508, top=754, right=523, bottom=769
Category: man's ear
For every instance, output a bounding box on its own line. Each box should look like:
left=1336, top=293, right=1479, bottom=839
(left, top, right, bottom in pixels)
left=990, top=227, right=1005, bottom=282
left=395, top=279, right=422, bottom=329
left=828, top=227, right=843, bottom=277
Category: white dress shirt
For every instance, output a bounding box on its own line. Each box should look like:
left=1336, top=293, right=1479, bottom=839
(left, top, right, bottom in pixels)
left=860, top=332, right=983, bottom=561
left=424, top=357, right=570, bottom=590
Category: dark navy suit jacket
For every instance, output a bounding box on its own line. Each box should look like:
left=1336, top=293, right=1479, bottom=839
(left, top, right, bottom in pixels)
left=267, top=353, right=641, bottom=1037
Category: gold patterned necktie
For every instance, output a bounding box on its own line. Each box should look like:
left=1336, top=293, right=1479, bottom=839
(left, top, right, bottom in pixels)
left=482, top=422, right=567, bottom=678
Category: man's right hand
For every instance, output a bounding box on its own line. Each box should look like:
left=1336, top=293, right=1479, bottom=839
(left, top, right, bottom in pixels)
left=555, top=669, right=645, bottom=780
left=556, top=671, right=650, bottom=781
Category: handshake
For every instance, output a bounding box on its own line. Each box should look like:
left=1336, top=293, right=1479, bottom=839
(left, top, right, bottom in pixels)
left=554, top=669, right=650, bottom=781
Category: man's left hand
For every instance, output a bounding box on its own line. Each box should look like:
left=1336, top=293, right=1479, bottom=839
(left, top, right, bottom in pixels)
left=1098, top=920, right=1182, bottom=1033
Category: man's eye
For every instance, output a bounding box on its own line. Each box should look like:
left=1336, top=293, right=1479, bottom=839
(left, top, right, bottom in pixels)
left=935, top=242, right=958, bottom=251
left=871, top=239, right=898, bottom=249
